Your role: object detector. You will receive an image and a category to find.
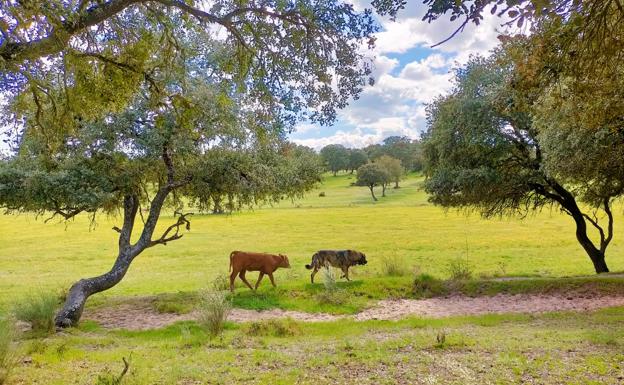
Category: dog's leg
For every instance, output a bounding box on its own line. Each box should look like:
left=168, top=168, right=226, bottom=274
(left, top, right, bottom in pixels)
left=311, top=267, right=319, bottom=284
left=255, top=272, right=265, bottom=290
left=342, top=266, right=350, bottom=281
left=239, top=270, right=254, bottom=291
left=268, top=272, right=277, bottom=287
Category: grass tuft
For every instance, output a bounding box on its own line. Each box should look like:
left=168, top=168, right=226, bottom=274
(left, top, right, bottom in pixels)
left=413, top=273, right=448, bottom=298
left=242, top=318, right=301, bottom=337
left=380, top=255, right=407, bottom=277
left=0, top=314, right=16, bottom=385
left=446, top=258, right=474, bottom=281
left=13, top=291, right=58, bottom=336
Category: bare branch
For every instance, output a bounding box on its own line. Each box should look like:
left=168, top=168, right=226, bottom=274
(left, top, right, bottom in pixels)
left=147, top=211, right=193, bottom=247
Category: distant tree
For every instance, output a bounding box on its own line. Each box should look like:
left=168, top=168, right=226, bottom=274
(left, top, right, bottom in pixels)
left=320, top=144, right=350, bottom=176
left=375, top=155, right=404, bottom=190
left=356, top=163, right=389, bottom=201
left=423, top=53, right=622, bottom=274
left=348, top=149, right=368, bottom=174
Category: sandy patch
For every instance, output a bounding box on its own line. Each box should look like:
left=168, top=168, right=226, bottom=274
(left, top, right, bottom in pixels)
left=83, top=293, right=624, bottom=330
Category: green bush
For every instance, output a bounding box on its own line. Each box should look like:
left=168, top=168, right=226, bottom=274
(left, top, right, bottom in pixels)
left=412, top=274, right=447, bottom=298
left=0, top=315, right=16, bottom=385
left=197, top=290, right=231, bottom=338
left=242, top=318, right=301, bottom=337
left=13, top=291, right=58, bottom=335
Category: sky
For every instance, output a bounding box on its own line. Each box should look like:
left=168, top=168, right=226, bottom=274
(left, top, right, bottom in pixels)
left=289, top=1, right=513, bottom=150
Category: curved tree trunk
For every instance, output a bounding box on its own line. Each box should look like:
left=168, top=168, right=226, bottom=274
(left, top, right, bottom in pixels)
left=570, top=210, right=609, bottom=273
left=369, top=185, right=377, bottom=201
left=552, top=185, right=611, bottom=274
left=54, top=251, right=137, bottom=327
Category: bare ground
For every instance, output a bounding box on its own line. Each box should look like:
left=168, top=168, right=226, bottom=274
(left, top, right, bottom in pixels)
left=83, top=292, right=624, bottom=330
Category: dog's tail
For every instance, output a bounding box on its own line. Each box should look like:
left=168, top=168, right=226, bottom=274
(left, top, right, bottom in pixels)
left=305, top=253, right=317, bottom=270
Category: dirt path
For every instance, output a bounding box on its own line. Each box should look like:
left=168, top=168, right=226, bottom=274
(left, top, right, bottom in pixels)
left=83, top=292, right=624, bottom=330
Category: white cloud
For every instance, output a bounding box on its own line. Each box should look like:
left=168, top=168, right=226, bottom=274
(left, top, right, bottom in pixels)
left=290, top=3, right=515, bottom=150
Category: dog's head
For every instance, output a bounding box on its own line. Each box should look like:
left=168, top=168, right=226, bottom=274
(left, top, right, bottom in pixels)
left=357, top=252, right=368, bottom=265
left=279, top=254, right=291, bottom=268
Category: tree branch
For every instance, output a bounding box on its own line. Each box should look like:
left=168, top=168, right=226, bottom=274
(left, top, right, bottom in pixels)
left=147, top=211, right=192, bottom=247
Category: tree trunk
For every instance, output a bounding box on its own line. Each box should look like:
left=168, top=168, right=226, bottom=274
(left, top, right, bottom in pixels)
left=394, top=180, right=400, bottom=189
left=369, top=185, right=377, bottom=201
left=570, top=210, right=609, bottom=273
left=54, top=250, right=137, bottom=327
left=382, top=183, right=386, bottom=197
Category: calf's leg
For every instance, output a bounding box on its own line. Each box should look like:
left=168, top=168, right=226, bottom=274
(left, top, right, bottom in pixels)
left=268, top=272, right=277, bottom=287
left=255, top=272, right=265, bottom=290
left=229, top=270, right=238, bottom=292
left=238, top=270, right=254, bottom=291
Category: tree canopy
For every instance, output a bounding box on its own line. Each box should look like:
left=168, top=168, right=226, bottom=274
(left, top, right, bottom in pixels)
left=0, top=0, right=378, bottom=327
left=320, top=144, right=350, bottom=175
left=356, top=162, right=389, bottom=201
left=422, top=48, right=623, bottom=274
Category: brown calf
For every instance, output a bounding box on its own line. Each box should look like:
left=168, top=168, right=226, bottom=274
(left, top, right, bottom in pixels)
left=229, top=251, right=291, bottom=292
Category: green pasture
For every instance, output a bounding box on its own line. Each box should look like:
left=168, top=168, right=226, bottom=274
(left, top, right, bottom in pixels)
left=1, top=173, right=623, bottom=310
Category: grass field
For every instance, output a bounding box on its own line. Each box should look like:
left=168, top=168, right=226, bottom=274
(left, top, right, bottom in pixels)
left=2, top=173, right=624, bottom=384
left=1, top=173, right=623, bottom=307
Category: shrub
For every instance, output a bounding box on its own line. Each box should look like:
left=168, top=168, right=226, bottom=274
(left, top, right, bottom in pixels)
left=315, top=267, right=350, bottom=305
left=446, top=258, right=473, bottom=281
left=322, top=267, right=337, bottom=291
left=318, top=192, right=326, bottom=197
left=196, top=290, right=231, bottom=338
left=13, top=291, right=58, bottom=335
left=412, top=274, right=447, bottom=298
left=211, top=275, right=230, bottom=292
left=0, top=315, right=16, bottom=385
left=242, top=318, right=301, bottom=337
left=380, top=255, right=407, bottom=277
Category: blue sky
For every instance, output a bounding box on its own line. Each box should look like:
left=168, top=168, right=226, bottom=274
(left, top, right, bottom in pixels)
left=289, top=1, right=512, bottom=150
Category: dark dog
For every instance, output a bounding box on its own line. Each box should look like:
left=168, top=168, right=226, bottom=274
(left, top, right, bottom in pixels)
left=305, top=250, right=367, bottom=283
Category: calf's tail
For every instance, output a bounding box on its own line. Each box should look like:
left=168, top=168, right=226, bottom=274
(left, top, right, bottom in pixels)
left=229, top=251, right=236, bottom=272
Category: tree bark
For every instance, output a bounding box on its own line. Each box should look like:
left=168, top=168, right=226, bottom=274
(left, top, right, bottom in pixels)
left=54, top=250, right=138, bottom=327
left=369, top=185, right=377, bottom=201
left=569, top=208, right=610, bottom=273
left=550, top=182, right=613, bottom=274
left=394, top=180, right=400, bottom=189
left=382, top=183, right=386, bottom=197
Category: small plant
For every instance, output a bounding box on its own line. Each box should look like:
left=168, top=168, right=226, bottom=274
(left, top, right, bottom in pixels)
left=446, top=258, right=473, bottom=281
left=0, top=315, right=16, bottom=385
left=435, top=330, right=447, bottom=348
left=13, top=291, right=58, bottom=335
left=242, top=318, right=301, bottom=337
left=496, top=261, right=508, bottom=277
left=315, top=267, right=349, bottom=305
left=211, top=275, right=230, bottom=292
left=196, top=290, right=231, bottom=338
left=95, top=356, right=131, bottom=385
left=322, top=267, right=337, bottom=291
left=380, top=255, right=407, bottom=277
left=318, top=192, right=326, bottom=197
